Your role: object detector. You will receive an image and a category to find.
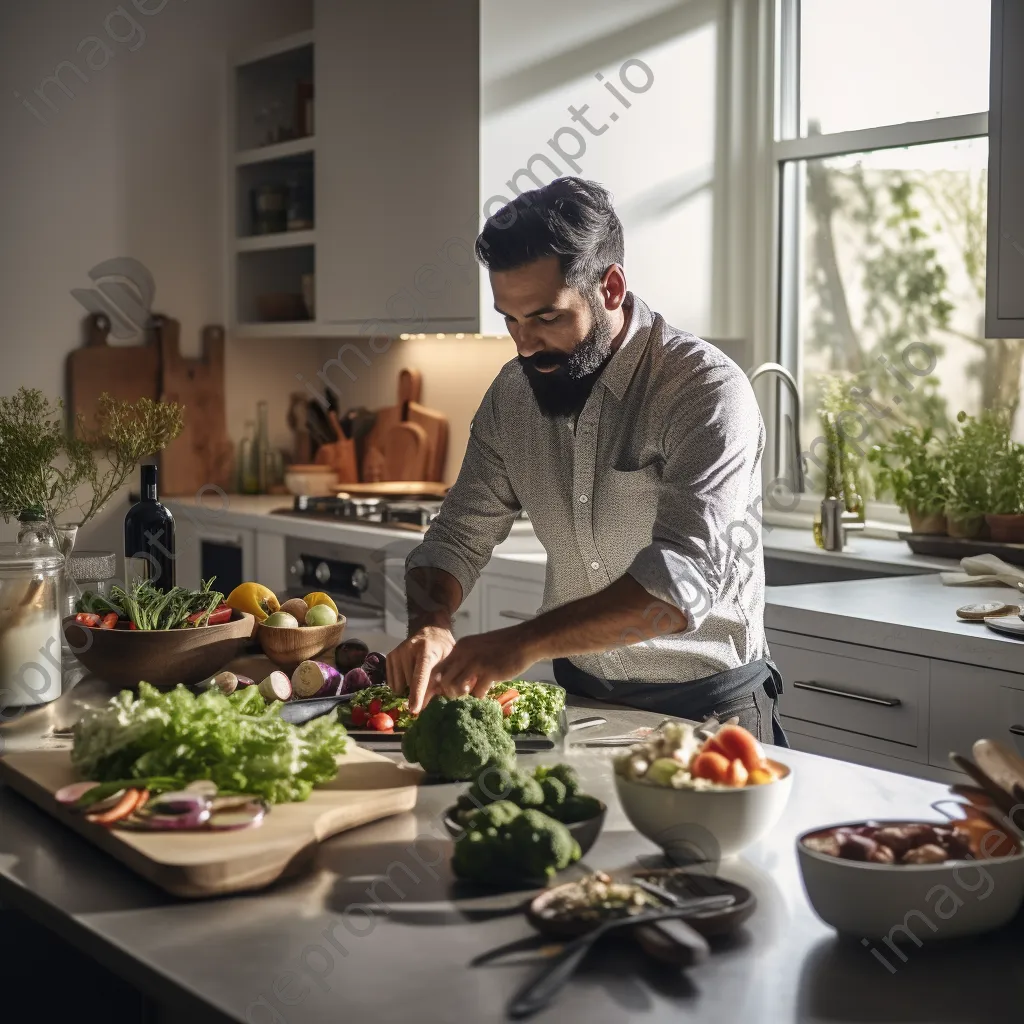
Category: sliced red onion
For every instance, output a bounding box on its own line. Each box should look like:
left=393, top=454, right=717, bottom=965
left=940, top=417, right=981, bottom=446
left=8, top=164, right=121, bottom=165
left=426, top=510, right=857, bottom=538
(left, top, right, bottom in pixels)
left=292, top=660, right=342, bottom=699
left=259, top=671, right=292, bottom=702
left=122, top=806, right=212, bottom=830
left=80, top=789, right=128, bottom=814
left=341, top=667, right=372, bottom=694
left=235, top=674, right=255, bottom=688
left=207, top=798, right=267, bottom=831
left=56, top=781, right=99, bottom=805
left=146, top=791, right=212, bottom=816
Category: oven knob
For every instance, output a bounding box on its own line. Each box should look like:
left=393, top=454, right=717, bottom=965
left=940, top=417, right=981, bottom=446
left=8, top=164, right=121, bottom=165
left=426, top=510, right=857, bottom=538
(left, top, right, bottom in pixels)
left=351, top=567, right=369, bottom=593
left=289, top=559, right=304, bottom=577
left=315, top=561, right=331, bottom=584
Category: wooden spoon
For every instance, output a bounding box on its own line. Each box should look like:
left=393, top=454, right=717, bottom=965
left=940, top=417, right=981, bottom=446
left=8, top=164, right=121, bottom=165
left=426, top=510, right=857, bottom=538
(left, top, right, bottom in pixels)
left=972, top=739, right=1024, bottom=810
left=949, top=752, right=1018, bottom=818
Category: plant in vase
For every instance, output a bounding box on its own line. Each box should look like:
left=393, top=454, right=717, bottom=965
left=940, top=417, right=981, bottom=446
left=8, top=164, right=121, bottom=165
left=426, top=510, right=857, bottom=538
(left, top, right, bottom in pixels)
left=941, top=410, right=1006, bottom=539
left=0, top=388, right=184, bottom=610
left=867, top=425, right=949, bottom=535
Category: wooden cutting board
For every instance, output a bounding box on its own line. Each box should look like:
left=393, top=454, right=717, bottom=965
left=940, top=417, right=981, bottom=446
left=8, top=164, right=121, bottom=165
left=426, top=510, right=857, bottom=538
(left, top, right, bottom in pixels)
left=0, top=746, right=420, bottom=899
left=383, top=420, right=429, bottom=480
left=362, top=368, right=422, bottom=482
left=334, top=481, right=448, bottom=498
left=67, top=312, right=160, bottom=435
left=155, top=316, right=234, bottom=495
left=406, top=400, right=449, bottom=482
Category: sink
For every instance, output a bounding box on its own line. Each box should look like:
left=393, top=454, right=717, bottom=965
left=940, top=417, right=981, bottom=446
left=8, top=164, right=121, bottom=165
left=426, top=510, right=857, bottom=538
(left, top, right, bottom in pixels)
left=764, top=555, right=902, bottom=586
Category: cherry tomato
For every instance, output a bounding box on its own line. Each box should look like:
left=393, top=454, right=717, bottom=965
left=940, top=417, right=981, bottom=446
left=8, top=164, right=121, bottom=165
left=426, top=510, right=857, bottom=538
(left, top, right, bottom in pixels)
left=99, top=612, right=118, bottom=629
left=367, top=698, right=382, bottom=717
left=74, top=612, right=101, bottom=627
left=350, top=706, right=368, bottom=727
left=367, top=712, right=395, bottom=732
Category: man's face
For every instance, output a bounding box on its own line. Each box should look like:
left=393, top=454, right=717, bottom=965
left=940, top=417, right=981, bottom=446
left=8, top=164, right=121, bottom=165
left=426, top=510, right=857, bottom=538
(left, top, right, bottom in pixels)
left=490, top=256, right=615, bottom=417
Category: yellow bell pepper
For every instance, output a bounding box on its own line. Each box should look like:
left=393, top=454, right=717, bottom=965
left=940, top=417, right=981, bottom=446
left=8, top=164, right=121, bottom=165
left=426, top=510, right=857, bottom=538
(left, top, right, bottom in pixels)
left=226, top=582, right=280, bottom=622
left=303, top=591, right=339, bottom=616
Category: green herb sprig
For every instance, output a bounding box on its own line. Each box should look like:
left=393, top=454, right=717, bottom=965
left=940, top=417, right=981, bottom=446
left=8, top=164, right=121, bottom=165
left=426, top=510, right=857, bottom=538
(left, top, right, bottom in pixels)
left=109, top=578, right=224, bottom=630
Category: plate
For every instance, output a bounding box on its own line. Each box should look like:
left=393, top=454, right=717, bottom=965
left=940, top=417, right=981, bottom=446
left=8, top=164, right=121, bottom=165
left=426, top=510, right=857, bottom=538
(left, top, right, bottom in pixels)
left=984, top=616, right=1024, bottom=639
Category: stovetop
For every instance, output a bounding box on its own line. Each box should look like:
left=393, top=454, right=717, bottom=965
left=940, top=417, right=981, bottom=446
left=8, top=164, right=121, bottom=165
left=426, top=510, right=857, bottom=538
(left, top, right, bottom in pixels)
left=272, top=495, right=443, bottom=531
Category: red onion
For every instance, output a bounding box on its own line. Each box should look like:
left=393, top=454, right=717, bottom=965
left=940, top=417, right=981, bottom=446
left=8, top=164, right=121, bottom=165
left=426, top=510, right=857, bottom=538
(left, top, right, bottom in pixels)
left=341, top=667, right=372, bottom=693
left=335, top=639, right=369, bottom=672
left=291, top=660, right=342, bottom=699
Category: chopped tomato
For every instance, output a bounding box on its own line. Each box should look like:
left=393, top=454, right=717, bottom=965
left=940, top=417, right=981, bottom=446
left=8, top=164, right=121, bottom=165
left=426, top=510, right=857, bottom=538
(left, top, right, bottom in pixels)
left=99, top=612, right=118, bottom=629
left=367, top=712, right=395, bottom=732
left=187, top=603, right=233, bottom=626
left=350, top=706, right=368, bottom=727
left=74, top=612, right=101, bottom=627
left=128, top=621, right=138, bottom=630
left=367, top=698, right=382, bottom=717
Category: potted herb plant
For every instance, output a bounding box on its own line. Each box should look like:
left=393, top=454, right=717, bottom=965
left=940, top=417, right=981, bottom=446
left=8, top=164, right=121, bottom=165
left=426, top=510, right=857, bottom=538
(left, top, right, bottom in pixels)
left=867, top=425, right=949, bottom=535
left=942, top=410, right=1005, bottom=539
left=983, top=410, right=1024, bottom=542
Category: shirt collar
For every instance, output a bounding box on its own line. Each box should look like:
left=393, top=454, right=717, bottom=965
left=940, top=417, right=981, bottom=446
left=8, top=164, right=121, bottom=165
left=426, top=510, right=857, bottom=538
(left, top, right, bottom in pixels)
left=600, top=292, right=654, bottom=402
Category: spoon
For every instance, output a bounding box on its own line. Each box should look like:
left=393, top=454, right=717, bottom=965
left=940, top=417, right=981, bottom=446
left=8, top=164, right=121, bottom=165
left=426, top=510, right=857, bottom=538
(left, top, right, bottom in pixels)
left=508, top=898, right=730, bottom=1019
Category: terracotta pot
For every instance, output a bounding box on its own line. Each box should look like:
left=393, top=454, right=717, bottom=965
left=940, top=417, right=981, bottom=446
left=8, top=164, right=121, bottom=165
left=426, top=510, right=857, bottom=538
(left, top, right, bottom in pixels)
left=947, top=515, right=986, bottom=539
left=907, top=507, right=947, bottom=536
left=984, top=513, right=1024, bottom=544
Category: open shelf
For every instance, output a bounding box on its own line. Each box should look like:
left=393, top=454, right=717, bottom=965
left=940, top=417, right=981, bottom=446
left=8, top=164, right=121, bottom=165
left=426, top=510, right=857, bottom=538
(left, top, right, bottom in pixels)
left=235, top=136, right=315, bottom=166
left=236, top=229, right=315, bottom=253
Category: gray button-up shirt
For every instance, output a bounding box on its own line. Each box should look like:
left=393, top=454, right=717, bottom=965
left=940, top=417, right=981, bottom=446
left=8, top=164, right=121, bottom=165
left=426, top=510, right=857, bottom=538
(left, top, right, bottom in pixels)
left=406, top=293, right=767, bottom=684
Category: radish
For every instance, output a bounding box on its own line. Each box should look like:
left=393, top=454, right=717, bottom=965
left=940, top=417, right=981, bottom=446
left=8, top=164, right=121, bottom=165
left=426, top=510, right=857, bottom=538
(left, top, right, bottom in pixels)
left=291, top=660, right=342, bottom=698
left=211, top=670, right=238, bottom=695
left=235, top=675, right=255, bottom=688
left=258, top=670, right=292, bottom=702
left=56, top=781, right=99, bottom=805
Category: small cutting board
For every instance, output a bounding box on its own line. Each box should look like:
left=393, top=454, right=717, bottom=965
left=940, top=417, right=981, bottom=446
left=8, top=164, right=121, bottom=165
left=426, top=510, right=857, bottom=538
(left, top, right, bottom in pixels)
left=0, top=746, right=420, bottom=898
left=406, top=400, right=449, bottom=482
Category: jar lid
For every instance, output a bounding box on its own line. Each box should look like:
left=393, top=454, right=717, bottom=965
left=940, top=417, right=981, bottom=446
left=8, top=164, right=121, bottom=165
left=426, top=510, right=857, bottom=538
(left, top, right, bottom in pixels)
left=68, top=550, right=117, bottom=583
left=0, top=542, right=64, bottom=573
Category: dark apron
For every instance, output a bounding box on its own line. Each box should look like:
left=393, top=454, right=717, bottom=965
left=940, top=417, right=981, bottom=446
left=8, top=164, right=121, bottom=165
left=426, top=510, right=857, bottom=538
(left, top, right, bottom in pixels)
left=553, top=656, right=790, bottom=748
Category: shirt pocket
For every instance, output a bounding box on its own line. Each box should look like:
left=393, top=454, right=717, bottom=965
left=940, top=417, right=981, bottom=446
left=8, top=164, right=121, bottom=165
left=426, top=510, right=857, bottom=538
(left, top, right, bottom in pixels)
left=595, top=464, right=662, bottom=567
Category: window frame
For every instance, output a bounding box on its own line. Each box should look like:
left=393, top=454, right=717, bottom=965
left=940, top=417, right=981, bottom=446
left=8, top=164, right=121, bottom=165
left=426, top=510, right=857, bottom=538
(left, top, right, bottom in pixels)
left=757, top=0, right=990, bottom=527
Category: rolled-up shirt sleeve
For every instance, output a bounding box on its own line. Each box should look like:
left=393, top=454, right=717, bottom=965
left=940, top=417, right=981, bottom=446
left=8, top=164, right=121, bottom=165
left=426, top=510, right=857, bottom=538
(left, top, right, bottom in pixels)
left=626, top=364, right=764, bottom=633
left=405, top=380, right=522, bottom=601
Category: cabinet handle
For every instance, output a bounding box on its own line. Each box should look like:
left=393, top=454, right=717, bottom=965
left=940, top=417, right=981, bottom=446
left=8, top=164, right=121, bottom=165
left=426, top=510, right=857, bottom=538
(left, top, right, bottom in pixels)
left=1009, top=725, right=1024, bottom=738
left=793, top=680, right=901, bottom=707
left=499, top=609, right=534, bottom=622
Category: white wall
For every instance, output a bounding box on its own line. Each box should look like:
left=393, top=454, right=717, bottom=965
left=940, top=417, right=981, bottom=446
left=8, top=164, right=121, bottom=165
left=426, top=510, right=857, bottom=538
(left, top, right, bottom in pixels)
left=0, top=0, right=322, bottom=549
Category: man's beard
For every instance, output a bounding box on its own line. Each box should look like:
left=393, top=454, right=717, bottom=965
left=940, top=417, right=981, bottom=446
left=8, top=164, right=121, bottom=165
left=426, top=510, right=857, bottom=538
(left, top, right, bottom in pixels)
left=518, top=304, right=615, bottom=418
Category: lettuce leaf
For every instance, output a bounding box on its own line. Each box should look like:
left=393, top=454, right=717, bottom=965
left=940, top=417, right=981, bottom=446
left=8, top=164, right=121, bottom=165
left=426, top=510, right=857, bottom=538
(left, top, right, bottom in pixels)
left=71, top=682, right=347, bottom=803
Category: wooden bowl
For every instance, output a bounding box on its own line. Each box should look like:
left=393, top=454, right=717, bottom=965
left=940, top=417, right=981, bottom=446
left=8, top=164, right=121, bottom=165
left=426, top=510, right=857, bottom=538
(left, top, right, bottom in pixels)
left=257, top=618, right=347, bottom=673
left=62, top=611, right=255, bottom=690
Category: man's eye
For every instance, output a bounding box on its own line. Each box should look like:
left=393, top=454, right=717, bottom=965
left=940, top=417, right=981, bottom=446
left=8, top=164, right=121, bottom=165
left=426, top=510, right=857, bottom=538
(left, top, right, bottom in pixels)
left=539, top=315, right=561, bottom=324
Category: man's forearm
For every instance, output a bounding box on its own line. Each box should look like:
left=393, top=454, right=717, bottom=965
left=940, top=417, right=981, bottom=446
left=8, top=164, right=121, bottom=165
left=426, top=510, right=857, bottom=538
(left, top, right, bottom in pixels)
left=406, top=567, right=463, bottom=634
left=515, top=575, right=687, bottom=662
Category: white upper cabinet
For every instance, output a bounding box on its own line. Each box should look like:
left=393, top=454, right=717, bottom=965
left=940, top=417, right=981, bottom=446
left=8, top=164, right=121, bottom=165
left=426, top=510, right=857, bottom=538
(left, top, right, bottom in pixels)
left=986, top=0, right=1024, bottom=336
left=314, top=0, right=480, bottom=334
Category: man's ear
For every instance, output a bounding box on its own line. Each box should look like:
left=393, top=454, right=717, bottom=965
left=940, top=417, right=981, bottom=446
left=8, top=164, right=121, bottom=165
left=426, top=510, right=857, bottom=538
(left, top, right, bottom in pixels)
left=599, top=264, right=627, bottom=311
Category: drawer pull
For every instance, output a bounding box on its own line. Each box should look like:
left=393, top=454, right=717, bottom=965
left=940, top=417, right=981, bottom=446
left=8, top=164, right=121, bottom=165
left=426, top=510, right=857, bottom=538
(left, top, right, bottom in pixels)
left=793, top=681, right=901, bottom=708
left=1010, top=725, right=1024, bottom=738
left=499, top=609, right=534, bottom=622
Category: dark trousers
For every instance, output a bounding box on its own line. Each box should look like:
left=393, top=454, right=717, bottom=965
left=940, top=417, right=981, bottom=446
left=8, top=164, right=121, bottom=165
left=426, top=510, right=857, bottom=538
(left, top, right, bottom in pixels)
left=552, top=656, right=790, bottom=747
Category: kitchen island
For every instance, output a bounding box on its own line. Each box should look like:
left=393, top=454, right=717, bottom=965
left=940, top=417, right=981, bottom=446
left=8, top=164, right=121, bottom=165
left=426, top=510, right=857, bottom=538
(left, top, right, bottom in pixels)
left=2, top=698, right=1022, bottom=1024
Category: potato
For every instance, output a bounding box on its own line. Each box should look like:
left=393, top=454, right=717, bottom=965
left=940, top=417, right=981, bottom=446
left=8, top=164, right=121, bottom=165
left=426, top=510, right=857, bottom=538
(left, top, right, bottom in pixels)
left=279, top=598, right=308, bottom=625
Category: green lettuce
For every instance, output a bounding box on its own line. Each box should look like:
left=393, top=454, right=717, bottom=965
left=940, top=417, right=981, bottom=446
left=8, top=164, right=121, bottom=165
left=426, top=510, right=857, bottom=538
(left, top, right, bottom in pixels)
left=71, top=682, right=347, bottom=803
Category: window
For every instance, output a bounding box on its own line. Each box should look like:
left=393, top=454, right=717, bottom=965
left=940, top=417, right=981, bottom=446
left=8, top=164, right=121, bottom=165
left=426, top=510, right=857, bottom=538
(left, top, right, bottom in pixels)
left=772, top=0, right=1001, bottom=514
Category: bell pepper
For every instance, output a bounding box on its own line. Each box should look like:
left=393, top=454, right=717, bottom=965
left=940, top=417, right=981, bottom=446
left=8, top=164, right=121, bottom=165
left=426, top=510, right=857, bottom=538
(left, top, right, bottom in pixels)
left=187, top=603, right=233, bottom=627
left=225, top=583, right=280, bottom=623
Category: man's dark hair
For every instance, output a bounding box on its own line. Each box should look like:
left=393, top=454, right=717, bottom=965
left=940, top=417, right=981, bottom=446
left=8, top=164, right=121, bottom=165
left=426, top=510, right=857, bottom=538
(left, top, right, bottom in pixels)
left=475, top=177, right=624, bottom=292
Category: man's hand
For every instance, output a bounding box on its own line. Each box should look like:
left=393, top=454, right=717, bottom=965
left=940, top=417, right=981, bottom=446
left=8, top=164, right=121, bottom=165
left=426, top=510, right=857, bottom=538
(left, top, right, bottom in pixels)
left=387, top=625, right=457, bottom=714
left=432, top=627, right=539, bottom=698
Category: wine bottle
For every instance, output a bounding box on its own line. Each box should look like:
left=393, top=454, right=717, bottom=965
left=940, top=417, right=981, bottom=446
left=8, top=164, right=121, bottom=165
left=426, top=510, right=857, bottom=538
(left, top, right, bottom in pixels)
left=124, top=464, right=176, bottom=591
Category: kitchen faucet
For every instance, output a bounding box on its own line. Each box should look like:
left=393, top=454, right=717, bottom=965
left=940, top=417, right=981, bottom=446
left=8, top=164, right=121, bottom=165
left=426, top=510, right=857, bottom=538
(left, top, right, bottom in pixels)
left=746, top=362, right=806, bottom=496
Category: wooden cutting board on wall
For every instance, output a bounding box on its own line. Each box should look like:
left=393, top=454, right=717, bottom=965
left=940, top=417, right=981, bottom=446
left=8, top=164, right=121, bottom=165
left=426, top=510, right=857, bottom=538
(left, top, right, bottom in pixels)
left=0, top=746, right=420, bottom=899
left=154, top=316, right=234, bottom=495
left=66, top=313, right=160, bottom=435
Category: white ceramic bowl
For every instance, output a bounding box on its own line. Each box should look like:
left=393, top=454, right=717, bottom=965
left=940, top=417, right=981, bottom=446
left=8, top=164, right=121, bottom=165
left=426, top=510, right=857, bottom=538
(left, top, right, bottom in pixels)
left=797, top=819, right=1024, bottom=940
left=614, top=759, right=792, bottom=862
left=284, top=466, right=338, bottom=497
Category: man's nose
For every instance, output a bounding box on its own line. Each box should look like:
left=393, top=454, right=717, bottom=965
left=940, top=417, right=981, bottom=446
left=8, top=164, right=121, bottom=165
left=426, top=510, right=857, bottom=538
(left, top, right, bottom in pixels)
left=515, top=326, right=547, bottom=359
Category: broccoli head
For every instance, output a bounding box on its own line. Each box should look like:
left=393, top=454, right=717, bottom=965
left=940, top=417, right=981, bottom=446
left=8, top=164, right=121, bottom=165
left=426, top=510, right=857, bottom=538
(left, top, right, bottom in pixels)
left=401, top=695, right=515, bottom=781
left=559, top=793, right=603, bottom=824
left=505, top=809, right=581, bottom=879
left=460, top=799, right=522, bottom=831
left=451, top=826, right=514, bottom=883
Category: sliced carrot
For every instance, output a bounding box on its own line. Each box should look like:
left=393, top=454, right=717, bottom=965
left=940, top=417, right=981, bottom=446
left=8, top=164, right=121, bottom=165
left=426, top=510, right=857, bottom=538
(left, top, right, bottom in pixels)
left=494, top=688, right=520, bottom=707
left=502, top=702, right=514, bottom=717
left=86, top=787, right=143, bottom=826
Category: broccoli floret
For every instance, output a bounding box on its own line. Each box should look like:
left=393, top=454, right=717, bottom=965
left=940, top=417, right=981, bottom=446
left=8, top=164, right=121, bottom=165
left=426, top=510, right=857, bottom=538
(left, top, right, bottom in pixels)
left=401, top=696, right=515, bottom=781
left=539, top=775, right=567, bottom=814
left=461, top=800, right=522, bottom=831
left=505, top=809, right=581, bottom=879
left=506, top=771, right=544, bottom=808
left=534, top=762, right=580, bottom=795
left=559, top=793, right=603, bottom=824
left=451, top=808, right=581, bottom=884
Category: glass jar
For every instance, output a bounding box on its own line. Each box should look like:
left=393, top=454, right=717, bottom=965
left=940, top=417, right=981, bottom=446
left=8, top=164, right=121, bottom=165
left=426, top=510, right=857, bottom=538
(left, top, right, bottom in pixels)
left=16, top=508, right=55, bottom=548
left=0, top=544, right=65, bottom=707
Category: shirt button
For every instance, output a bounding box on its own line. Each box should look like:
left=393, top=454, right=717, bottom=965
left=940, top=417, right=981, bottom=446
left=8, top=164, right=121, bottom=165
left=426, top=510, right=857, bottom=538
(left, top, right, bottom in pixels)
left=578, top=495, right=588, bottom=503
left=591, top=561, right=600, bottom=569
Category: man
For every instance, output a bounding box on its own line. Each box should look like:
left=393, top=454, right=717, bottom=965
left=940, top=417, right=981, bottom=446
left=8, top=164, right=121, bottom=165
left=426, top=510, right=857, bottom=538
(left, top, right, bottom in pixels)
left=388, top=177, right=786, bottom=745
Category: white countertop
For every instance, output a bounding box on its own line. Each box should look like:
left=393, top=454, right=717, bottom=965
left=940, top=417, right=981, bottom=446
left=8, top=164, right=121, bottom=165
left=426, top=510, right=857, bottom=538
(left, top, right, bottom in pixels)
left=766, top=573, right=1024, bottom=673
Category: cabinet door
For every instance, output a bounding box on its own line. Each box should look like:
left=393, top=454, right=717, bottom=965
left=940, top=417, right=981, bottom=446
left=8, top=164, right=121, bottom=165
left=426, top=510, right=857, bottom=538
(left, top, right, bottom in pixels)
left=315, top=0, right=480, bottom=332
left=481, top=576, right=555, bottom=682
left=929, top=660, right=1007, bottom=770
left=986, top=0, right=1024, bottom=335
